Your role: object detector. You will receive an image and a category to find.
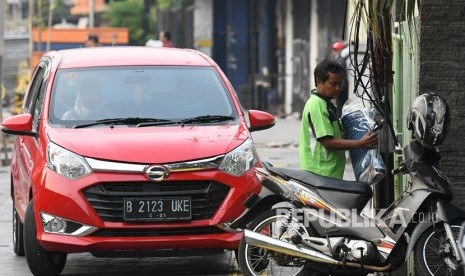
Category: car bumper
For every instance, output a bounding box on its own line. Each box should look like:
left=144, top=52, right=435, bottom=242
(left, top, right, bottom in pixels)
left=39, top=231, right=243, bottom=252
left=34, top=167, right=261, bottom=253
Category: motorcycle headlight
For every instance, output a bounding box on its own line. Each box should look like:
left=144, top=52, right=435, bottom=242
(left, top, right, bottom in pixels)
left=47, top=142, right=92, bottom=179
left=219, top=139, right=258, bottom=176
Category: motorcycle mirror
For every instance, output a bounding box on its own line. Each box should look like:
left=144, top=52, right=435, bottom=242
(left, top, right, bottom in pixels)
left=395, top=145, right=403, bottom=155
left=372, top=119, right=384, bottom=132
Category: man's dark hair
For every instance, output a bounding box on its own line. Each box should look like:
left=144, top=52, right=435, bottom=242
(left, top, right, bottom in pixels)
left=163, top=31, right=171, bottom=40
left=314, top=59, right=344, bottom=86
left=87, top=33, right=99, bottom=44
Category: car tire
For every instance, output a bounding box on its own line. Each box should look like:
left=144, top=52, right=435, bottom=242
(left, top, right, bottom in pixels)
left=24, top=200, right=67, bottom=276
left=12, top=203, right=25, bottom=256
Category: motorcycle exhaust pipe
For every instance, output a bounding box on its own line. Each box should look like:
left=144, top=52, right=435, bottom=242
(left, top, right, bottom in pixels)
left=244, top=229, right=341, bottom=265
left=244, top=230, right=393, bottom=272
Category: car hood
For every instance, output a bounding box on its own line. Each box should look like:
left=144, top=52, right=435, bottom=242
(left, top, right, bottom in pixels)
left=47, top=123, right=250, bottom=164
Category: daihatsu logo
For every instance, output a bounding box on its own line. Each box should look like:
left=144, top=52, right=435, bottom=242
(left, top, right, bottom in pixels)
left=145, top=165, right=169, bottom=182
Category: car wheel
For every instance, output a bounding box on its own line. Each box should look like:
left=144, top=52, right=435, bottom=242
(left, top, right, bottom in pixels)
left=24, top=200, right=67, bottom=276
left=12, top=203, right=25, bottom=256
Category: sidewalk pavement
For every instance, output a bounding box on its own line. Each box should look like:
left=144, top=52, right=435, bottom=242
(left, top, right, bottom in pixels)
left=251, top=115, right=301, bottom=148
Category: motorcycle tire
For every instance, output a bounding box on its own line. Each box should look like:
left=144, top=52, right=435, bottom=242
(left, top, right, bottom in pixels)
left=237, top=208, right=324, bottom=276
left=414, top=221, right=465, bottom=276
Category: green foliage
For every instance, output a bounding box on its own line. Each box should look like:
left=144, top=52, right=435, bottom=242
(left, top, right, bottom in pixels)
left=103, top=0, right=155, bottom=45
left=156, top=0, right=186, bottom=11
left=53, top=0, right=74, bottom=22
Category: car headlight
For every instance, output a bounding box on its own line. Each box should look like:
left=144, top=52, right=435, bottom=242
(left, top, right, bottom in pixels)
left=219, top=139, right=258, bottom=176
left=47, top=142, right=92, bottom=179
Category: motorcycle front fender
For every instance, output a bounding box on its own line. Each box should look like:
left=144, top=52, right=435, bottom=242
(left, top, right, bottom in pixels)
left=404, top=200, right=465, bottom=261
left=229, top=186, right=284, bottom=229
left=404, top=221, right=432, bottom=262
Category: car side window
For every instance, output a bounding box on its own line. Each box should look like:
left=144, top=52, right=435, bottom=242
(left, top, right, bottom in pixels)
left=23, top=66, right=45, bottom=114
left=24, top=60, right=50, bottom=130
left=32, top=76, right=47, bottom=130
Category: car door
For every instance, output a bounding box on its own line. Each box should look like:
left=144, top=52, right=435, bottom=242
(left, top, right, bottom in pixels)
left=14, top=59, right=50, bottom=217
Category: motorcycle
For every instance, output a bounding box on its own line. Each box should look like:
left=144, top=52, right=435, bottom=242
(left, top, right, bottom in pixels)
left=458, top=222, right=465, bottom=272
left=233, top=99, right=465, bottom=276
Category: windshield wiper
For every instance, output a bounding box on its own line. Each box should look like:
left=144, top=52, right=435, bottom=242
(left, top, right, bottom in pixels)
left=137, top=115, right=235, bottom=127
left=178, top=115, right=235, bottom=124
left=73, top=117, right=174, bottom=129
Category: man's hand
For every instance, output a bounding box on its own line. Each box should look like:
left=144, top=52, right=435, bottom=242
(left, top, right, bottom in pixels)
left=359, top=131, right=379, bottom=149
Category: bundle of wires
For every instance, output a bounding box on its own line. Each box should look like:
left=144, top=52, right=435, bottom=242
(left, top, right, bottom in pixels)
left=345, top=0, right=399, bottom=147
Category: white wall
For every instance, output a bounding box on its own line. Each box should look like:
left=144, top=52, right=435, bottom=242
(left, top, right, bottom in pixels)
left=193, top=0, right=213, bottom=56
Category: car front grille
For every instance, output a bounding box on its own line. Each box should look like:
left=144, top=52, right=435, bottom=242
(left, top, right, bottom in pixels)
left=83, top=181, right=230, bottom=222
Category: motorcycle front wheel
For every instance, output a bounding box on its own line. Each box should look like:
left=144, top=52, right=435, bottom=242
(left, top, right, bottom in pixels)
left=414, top=221, right=464, bottom=276
left=237, top=208, right=321, bottom=276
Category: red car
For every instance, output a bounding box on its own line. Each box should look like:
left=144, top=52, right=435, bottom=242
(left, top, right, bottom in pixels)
left=1, top=47, right=275, bottom=276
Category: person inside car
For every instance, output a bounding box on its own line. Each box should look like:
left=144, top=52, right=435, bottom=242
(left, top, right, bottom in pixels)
left=62, top=78, right=107, bottom=120
left=130, top=84, right=153, bottom=117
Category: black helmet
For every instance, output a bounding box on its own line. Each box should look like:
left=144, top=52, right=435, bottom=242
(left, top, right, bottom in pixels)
left=407, top=93, right=451, bottom=148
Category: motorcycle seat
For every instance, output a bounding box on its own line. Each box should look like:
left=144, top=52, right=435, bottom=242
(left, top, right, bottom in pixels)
left=263, top=162, right=372, bottom=195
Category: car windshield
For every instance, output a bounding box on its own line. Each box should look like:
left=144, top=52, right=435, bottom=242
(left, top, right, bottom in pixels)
left=49, top=66, right=238, bottom=127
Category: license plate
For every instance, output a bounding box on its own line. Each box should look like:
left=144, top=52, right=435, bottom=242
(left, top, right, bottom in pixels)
left=123, top=198, right=191, bottom=221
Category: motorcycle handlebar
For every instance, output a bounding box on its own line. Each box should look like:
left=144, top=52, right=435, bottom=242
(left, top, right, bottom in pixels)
left=392, top=167, right=401, bottom=175
left=392, top=163, right=407, bottom=175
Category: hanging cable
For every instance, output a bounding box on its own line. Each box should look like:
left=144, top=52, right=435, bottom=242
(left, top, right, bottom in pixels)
left=346, top=0, right=399, bottom=147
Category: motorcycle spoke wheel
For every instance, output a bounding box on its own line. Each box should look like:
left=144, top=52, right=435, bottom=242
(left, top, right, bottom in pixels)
left=416, top=223, right=464, bottom=276
left=242, top=210, right=309, bottom=276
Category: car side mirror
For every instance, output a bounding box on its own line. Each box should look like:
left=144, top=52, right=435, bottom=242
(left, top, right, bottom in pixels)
left=1, top=114, right=37, bottom=137
left=248, top=110, right=275, bottom=132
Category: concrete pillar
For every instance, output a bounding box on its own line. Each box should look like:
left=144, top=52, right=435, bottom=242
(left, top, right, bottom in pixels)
left=284, top=0, right=293, bottom=115
left=193, top=0, right=212, bottom=56
left=0, top=0, right=4, bottom=88
left=0, top=0, right=9, bottom=165
left=309, top=0, right=318, bottom=92
left=257, top=0, right=274, bottom=75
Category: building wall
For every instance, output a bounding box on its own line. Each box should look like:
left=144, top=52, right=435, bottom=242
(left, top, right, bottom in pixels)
left=193, top=0, right=212, bottom=56
left=202, top=0, right=352, bottom=115
left=290, top=0, right=311, bottom=114
left=288, top=0, right=348, bottom=115
left=419, top=0, right=465, bottom=208
left=2, top=36, right=28, bottom=105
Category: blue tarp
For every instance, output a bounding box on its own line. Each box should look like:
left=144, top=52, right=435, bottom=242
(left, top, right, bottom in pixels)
left=341, top=100, right=386, bottom=184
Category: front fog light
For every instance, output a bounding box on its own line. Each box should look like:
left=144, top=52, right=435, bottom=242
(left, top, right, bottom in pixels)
left=44, top=215, right=67, bottom=233
left=41, top=212, right=97, bottom=236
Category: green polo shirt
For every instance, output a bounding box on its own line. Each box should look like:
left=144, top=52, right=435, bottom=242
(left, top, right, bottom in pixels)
left=299, top=92, right=346, bottom=179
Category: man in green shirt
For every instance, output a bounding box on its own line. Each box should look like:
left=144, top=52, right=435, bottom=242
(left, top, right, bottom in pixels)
left=299, top=59, right=378, bottom=179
